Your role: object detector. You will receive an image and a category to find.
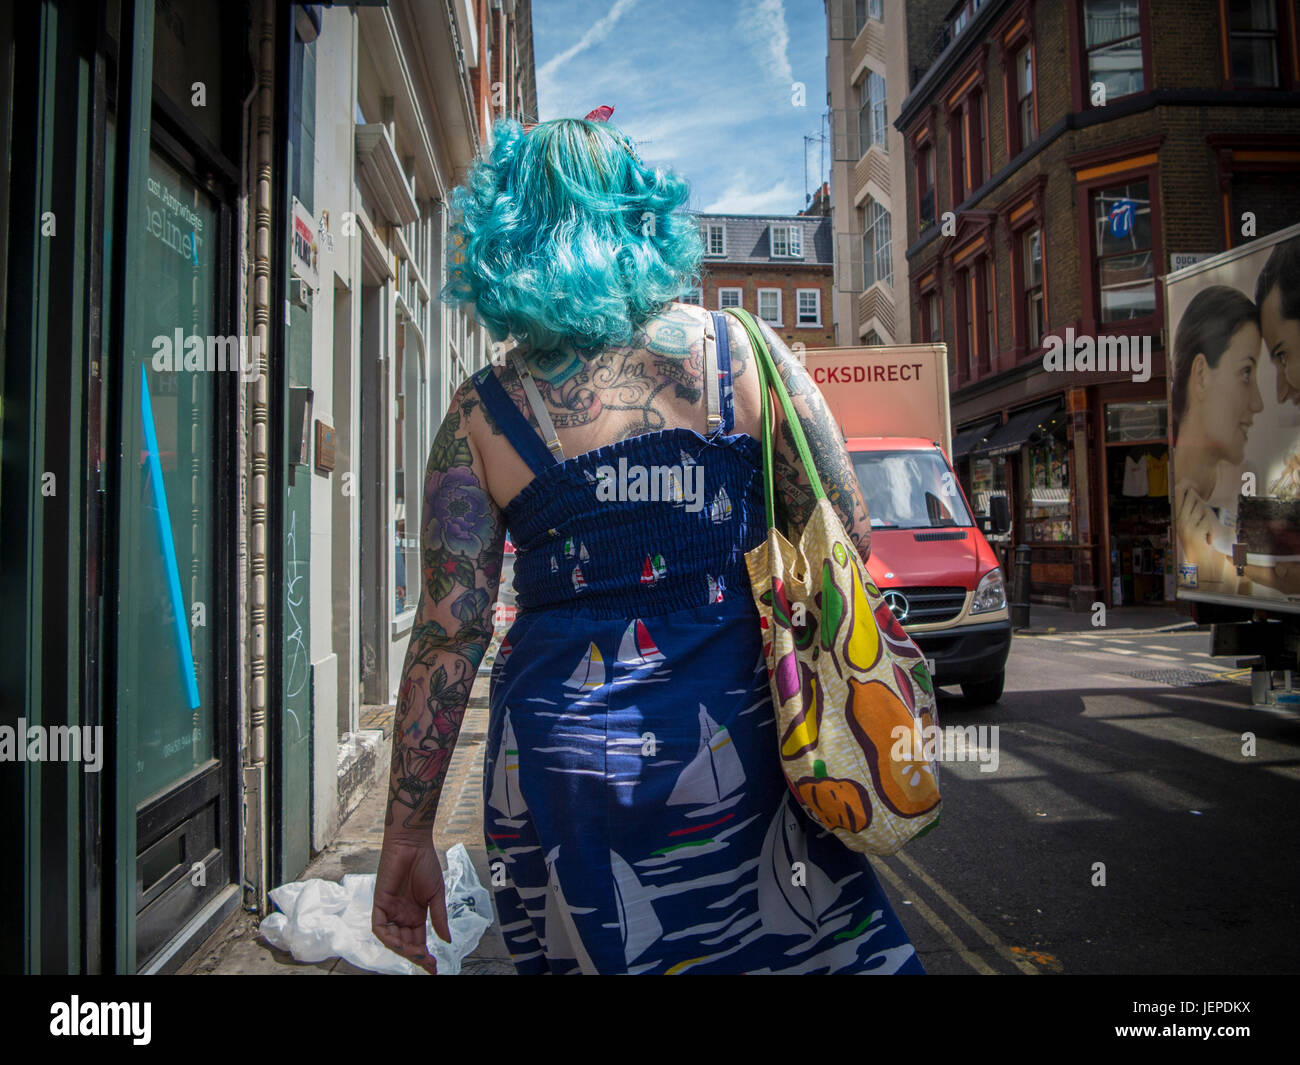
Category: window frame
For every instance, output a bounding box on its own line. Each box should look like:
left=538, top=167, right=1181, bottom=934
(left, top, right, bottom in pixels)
left=705, top=222, right=727, bottom=256
left=997, top=173, right=1049, bottom=363
left=1208, top=133, right=1300, bottom=248
left=1218, top=0, right=1300, bottom=90
left=771, top=224, right=804, bottom=259
left=944, top=52, right=988, bottom=207
left=717, top=286, right=743, bottom=310
left=681, top=287, right=703, bottom=305
left=1070, top=0, right=1152, bottom=111
left=757, top=287, right=783, bottom=325
left=1067, top=137, right=1164, bottom=337
left=861, top=197, right=893, bottom=289
left=858, top=69, right=889, bottom=156
left=796, top=287, right=822, bottom=327
left=999, top=5, right=1039, bottom=162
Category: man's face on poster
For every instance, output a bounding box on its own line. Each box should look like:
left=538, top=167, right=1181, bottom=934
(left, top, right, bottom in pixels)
left=1260, top=285, right=1300, bottom=406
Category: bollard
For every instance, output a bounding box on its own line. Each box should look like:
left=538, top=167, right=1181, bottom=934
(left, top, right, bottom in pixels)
left=1010, top=544, right=1032, bottom=629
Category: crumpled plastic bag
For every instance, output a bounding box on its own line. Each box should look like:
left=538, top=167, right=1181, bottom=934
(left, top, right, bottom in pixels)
left=258, top=843, right=494, bottom=975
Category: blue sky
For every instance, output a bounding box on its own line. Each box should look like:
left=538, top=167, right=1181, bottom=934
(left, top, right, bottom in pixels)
left=531, top=0, right=830, bottom=216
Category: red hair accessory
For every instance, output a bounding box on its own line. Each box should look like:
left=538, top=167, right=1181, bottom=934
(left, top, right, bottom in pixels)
left=521, top=105, right=613, bottom=133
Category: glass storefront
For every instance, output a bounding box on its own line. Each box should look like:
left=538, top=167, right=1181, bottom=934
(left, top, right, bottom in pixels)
left=123, top=149, right=220, bottom=801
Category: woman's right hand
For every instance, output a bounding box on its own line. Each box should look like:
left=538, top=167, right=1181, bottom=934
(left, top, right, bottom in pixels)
left=372, top=834, right=451, bottom=975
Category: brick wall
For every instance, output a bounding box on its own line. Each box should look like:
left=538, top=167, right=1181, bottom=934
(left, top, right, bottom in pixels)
left=698, top=267, right=836, bottom=348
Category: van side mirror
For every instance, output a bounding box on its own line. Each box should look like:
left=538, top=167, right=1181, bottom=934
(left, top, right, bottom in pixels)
left=989, top=494, right=1011, bottom=535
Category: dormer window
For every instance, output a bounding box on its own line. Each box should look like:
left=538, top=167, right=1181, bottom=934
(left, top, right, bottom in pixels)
left=771, top=224, right=803, bottom=258
left=704, top=222, right=727, bottom=256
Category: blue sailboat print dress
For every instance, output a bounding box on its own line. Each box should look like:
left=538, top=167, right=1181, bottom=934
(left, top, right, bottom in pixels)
left=470, top=312, right=925, bottom=974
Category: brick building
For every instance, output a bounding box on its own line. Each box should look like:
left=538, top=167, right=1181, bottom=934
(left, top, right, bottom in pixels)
left=896, top=0, right=1300, bottom=609
left=689, top=213, right=836, bottom=349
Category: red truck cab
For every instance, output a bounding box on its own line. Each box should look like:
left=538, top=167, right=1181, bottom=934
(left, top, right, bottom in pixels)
left=844, top=435, right=1011, bottom=704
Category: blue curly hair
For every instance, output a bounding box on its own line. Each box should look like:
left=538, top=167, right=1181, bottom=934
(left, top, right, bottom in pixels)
left=440, top=115, right=704, bottom=355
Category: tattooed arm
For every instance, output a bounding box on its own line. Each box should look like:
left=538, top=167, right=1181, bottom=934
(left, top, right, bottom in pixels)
left=373, top=375, right=505, bottom=971
left=384, top=377, right=505, bottom=833
left=746, top=316, right=874, bottom=564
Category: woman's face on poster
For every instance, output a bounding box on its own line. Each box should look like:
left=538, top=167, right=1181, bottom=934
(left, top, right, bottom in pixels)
left=1191, top=322, right=1264, bottom=465
left=1259, top=285, right=1300, bottom=405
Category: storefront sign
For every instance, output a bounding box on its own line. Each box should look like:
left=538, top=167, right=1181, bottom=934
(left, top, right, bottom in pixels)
left=1170, top=252, right=1212, bottom=273
left=292, top=197, right=319, bottom=289
left=315, top=420, right=335, bottom=473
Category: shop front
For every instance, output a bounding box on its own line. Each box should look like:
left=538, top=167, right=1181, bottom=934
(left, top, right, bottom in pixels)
left=967, top=397, right=1082, bottom=606
left=1098, top=398, right=1174, bottom=608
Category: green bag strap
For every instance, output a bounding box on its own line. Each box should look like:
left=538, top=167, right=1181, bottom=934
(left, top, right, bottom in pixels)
left=722, top=308, right=825, bottom=531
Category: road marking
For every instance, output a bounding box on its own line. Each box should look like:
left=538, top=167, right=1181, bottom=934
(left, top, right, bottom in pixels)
left=871, top=858, right=998, bottom=974
left=1146, top=644, right=1183, bottom=652
left=1103, top=647, right=1140, bottom=655
left=888, top=851, right=1042, bottom=975
left=1136, top=653, right=1183, bottom=664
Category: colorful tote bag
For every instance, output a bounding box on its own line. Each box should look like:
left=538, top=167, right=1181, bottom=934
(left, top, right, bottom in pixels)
left=724, top=308, right=942, bottom=856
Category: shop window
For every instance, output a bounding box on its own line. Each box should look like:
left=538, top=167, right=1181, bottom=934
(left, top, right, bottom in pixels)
left=1092, top=178, right=1154, bottom=322
left=1023, top=411, right=1072, bottom=543
left=1083, top=0, right=1145, bottom=102
left=1227, top=0, right=1281, bottom=87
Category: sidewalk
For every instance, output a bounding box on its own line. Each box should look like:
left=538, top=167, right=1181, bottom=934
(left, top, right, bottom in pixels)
left=1016, top=602, right=1195, bottom=635
left=184, top=636, right=513, bottom=975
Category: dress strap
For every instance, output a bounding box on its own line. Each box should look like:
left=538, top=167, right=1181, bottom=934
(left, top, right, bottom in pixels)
left=508, top=349, right=565, bottom=462
left=709, top=311, right=735, bottom=435
left=470, top=358, right=560, bottom=477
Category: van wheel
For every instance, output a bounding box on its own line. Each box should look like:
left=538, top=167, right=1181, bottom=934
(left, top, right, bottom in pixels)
left=960, top=671, right=1004, bottom=706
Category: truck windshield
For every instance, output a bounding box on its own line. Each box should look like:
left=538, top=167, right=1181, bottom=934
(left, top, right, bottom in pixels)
left=851, top=449, right=974, bottom=529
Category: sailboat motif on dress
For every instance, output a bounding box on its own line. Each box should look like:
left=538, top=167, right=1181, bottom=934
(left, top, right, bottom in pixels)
left=617, top=619, right=665, bottom=666
left=578, top=542, right=590, bottom=562
left=486, top=709, right=527, bottom=822
left=706, top=574, right=726, bottom=603
left=639, top=554, right=658, bottom=588
left=709, top=487, right=732, bottom=524
left=668, top=704, right=745, bottom=807
left=572, top=563, right=587, bottom=592
left=550, top=555, right=558, bottom=574
left=756, top=793, right=844, bottom=942
left=563, top=642, right=605, bottom=692
left=583, top=469, right=597, bottom=484
left=564, top=537, right=575, bottom=558
left=542, top=846, right=599, bottom=973
left=665, top=469, right=685, bottom=506
left=679, top=448, right=696, bottom=467
left=610, top=849, right=662, bottom=965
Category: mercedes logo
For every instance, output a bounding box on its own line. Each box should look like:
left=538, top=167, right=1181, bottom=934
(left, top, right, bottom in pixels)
left=883, top=590, right=909, bottom=622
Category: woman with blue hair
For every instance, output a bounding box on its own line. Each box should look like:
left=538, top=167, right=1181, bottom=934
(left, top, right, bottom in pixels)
left=372, top=109, right=925, bottom=974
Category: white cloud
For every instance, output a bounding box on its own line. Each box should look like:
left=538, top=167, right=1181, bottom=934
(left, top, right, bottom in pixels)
left=703, top=175, right=804, bottom=215
left=536, top=0, right=641, bottom=102
left=739, top=0, right=794, bottom=87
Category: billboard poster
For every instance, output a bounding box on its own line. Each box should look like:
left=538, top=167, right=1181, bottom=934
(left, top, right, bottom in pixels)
left=1166, top=222, right=1300, bottom=613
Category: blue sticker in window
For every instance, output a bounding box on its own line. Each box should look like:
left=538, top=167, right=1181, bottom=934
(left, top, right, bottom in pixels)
left=1109, top=199, right=1136, bottom=239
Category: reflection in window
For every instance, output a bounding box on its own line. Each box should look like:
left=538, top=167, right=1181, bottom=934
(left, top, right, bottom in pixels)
left=852, top=450, right=974, bottom=529
left=1024, top=226, right=1044, bottom=348
left=1084, top=0, right=1144, bottom=101
left=1093, top=178, right=1154, bottom=322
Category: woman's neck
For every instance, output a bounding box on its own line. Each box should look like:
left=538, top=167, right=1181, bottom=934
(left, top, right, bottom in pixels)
left=1175, top=415, right=1222, bottom=499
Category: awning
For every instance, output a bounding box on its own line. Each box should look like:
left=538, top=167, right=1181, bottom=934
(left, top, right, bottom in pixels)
left=973, top=399, right=1064, bottom=458
left=952, top=417, right=1001, bottom=459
